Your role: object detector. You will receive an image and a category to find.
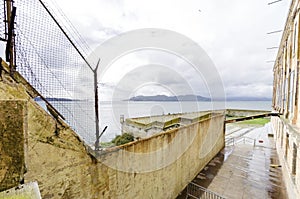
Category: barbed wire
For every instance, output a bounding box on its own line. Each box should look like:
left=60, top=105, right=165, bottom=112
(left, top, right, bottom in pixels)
left=44, top=0, right=92, bottom=57
left=14, top=0, right=97, bottom=146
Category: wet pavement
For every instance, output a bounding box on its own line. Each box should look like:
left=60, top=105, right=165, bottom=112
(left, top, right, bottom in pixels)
left=177, top=123, right=287, bottom=199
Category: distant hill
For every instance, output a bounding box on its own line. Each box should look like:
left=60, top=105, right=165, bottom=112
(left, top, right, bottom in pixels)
left=128, top=95, right=211, bottom=101
left=128, top=95, right=272, bottom=102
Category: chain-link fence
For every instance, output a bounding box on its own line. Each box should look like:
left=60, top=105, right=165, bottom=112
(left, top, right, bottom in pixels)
left=14, top=0, right=97, bottom=146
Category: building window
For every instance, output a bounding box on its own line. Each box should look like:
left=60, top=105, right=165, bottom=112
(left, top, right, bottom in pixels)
left=281, top=124, right=284, bottom=148
left=288, top=71, right=295, bottom=117
left=293, top=22, right=298, bottom=55
left=285, top=133, right=289, bottom=159
left=292, top=143, right=297, bottom=175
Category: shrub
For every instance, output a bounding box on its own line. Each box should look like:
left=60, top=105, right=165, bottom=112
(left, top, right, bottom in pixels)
left=112, top=133, right=134, bottom=146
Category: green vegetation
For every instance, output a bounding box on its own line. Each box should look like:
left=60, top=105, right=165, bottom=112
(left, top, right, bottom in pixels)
left=237, top=118, right=270, bottom=125
left=112, top=133, right=135, bottom=146
left=100, top=141, right=115, bottom=148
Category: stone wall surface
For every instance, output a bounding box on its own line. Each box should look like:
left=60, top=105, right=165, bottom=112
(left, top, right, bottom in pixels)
left=0, top=64, right=97, bottom=198
left=0, top=100, right=26, bottom=192
left=0, top=61, right=225, bottom=198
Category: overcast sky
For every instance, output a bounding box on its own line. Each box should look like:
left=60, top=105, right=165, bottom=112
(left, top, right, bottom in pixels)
left=44, top=0, right=291, bottom=100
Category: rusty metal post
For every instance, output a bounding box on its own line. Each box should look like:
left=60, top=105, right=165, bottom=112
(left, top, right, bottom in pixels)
left=5, top=0, right=11, bottom=31
left=5, top=0, right=16, bottom=75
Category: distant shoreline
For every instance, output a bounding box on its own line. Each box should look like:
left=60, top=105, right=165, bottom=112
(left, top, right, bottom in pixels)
left=34, top=96, right=272, bottom=102
left=126, top=95, right=271, bottom=102
left=34, top=97, right=81, bottom=102
left=127, top=94, right=211, bottom=102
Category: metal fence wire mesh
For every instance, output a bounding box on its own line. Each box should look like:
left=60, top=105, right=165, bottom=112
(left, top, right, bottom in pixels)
left=14, top=0, right=96, bottom=146
left=0, top=1, right=6, bottom=41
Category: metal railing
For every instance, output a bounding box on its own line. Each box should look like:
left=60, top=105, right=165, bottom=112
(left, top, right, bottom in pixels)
left=186, top=182, right=226, bottom=199
left=225, top=136, right=256, bottom=147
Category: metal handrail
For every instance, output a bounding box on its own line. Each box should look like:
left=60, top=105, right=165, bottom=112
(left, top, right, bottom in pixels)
left=186, top=182, right=226, bottom=199
left=225, top=136, right=256, bottom=147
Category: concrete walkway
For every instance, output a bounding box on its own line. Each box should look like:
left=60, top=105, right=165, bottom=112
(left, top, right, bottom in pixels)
left=177, top=123, right=287, bottom=199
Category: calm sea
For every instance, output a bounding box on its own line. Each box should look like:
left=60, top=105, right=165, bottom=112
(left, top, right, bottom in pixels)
left=38, top=100, right=272, bottom=145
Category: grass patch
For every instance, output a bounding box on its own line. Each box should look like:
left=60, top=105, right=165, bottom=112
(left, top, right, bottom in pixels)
left=237, top=118, right=270, bottom=125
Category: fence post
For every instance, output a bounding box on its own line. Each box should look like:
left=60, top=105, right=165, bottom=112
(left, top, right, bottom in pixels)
left=5, top=0, right=16, bottom=75
left=94, top=59, right=101, bottom=150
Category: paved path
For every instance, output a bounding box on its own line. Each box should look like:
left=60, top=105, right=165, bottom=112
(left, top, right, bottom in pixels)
left=177, top=123, right=287, bottom=199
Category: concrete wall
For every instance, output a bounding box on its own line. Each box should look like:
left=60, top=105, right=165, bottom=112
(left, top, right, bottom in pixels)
left=122, top=111, right=212, bottom=138
left=0, top=61, right=97, bottom=198
left=97, top=113, right=225, bottom=198
left=0, top=100, right=26, bottom=191
left=0, top=60, right=225, bottom=198
left=225, top=109, right=270, bottom=117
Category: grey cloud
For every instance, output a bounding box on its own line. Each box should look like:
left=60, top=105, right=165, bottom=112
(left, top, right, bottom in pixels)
left=43, top=0, right=291, bottom=99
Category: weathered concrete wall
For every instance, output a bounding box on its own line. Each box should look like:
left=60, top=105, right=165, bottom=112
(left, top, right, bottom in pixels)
left=0, top=60, right=225, bottom=198
left=0, top=100, right=26, bottom=191
left=0, top=63, right=97, bottom=198
left=97, top=113, right=225, bottom=198
left=226, top=109, right=270, bottom=117
left=122, top=111, right=212, bottom=138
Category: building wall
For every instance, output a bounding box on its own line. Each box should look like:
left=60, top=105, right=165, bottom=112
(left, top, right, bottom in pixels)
left=273, top=0, right=300, bottom=123
left=272, top=0, right=300, bottom=198
left=0, top=60, right=225, bottom=198
left=271, top=116, right=300, bottom=199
